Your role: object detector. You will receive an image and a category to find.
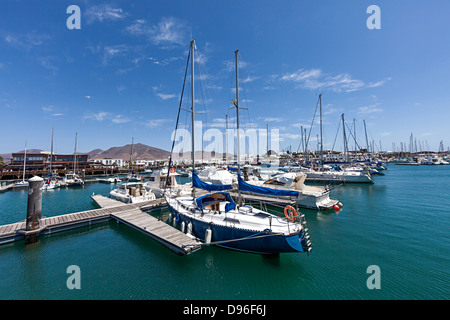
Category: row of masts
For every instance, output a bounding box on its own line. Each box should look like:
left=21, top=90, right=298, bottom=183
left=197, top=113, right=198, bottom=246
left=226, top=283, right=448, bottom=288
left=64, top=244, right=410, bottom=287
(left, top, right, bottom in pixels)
left=298, top=94, right=379, bottom=163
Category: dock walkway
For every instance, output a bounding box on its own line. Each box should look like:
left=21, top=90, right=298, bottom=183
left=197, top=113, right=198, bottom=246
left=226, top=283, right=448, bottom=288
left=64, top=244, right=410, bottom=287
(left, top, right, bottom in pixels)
left=0, top=194, right=201, bottom=255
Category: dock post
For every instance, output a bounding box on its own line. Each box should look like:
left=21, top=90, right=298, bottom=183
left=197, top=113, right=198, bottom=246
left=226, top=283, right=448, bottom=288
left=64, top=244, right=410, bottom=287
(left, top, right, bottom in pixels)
left=25, top=176, right=44, bottom=244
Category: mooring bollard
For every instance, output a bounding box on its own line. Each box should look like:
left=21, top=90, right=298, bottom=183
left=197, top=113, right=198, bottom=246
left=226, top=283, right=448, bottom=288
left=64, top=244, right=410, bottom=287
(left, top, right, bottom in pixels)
left=25, top=176, right=44, bottom=244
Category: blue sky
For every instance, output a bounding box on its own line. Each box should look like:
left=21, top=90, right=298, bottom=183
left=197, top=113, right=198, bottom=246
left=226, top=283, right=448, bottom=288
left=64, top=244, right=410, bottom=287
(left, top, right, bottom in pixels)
left=1, top=0, right=449, bottom=154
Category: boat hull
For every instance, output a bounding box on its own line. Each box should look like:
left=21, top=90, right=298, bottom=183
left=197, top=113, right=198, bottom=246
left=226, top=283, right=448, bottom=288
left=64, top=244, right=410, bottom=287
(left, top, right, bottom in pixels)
left=305, top=172, right=373, bottom=183
left=168, top=205, right=308, bottom=254
left=297, top=192, right=339, bottom=210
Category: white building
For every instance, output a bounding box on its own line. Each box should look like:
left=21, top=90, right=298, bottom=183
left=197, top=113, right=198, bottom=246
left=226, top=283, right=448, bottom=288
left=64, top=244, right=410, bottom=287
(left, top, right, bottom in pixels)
left=95, top=159, right=125, bottom=167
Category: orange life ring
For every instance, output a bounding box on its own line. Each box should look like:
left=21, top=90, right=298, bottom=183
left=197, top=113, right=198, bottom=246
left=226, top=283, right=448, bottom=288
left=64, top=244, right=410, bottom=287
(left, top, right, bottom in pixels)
left=284, top=205, right=298, bottom=222
left=170, top=167, right=176, bottom=173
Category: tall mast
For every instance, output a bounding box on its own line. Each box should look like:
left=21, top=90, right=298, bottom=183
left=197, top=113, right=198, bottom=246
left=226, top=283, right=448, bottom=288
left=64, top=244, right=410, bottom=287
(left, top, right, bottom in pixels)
left=341, top=114, right=348, bottom=163
left=50, top=128, right=54, bottom=175
left=22, top=141, right=27, bottom=182
left=353, top=118, right=357, bottom=160
left=233, top=49, right=242, bottom=205
left=74, top=132, right=78, bottom=173
left=130, top=137, right=134, bottom=173
left=225, top=114, right=228, bottom=165
left=363, top=120, right=369, bottom=160
left=190, top=39, right=196, bottom=199
left=319, top=93, right=323, bottom=167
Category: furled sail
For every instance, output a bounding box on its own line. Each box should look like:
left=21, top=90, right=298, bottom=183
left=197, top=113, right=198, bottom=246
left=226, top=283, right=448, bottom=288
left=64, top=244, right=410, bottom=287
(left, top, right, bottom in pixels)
left=238, top=175, right=299, bottom=197
left=192, top=171, right=232, bottom=191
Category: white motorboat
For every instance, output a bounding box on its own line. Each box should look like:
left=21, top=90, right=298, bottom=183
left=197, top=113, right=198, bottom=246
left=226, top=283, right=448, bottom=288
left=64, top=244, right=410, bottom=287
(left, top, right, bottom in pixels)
left=12, top=180, right=29, bottom=189
left=63, top=173, right=84, bottom=186
left=302, top=166, right=373, bottom=183
left=101, top=176, right=122, bottom=183
left=41, top=178, right=60, bottom=190
left=110, top=182, right=156, bottom=204
left=145, top=168, right=191, bottom=198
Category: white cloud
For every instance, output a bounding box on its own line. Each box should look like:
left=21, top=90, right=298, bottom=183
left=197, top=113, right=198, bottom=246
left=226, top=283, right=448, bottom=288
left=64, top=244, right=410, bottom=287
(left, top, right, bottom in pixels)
left=157, top=93, right=176, bottom=100
left=42, top=105, right=53, bottom=113
left=358, top=103, right=383, bottom=114
left=148, top=56, right=183, bottom=66
left=367, top=77, right=392, bottom=88
left=291, top=122, right=313, bottom=129
left=242, top=76, right=260, bottom=83
left=38, top=56, right=58, bottom=75
left=3, top=31, right=50, bottom=50
left=224, top=60, right=249, bottom=72
left=42, top=105, right=63, bottom=117
left=85, top=5, right=127, bottom=24
left=152, top=86, right=176, bottom=100
left=279, top=68, right=390, bottom=93
left=84, top=111, right=130, bottom=124
left=84, top=95, right=92, bottom=99
left=126, top=17, right=187, bottom=47
left=102, top=44, right=129, bottom=65
left=260, top=117, right=285, bottom=123
left=281, top=68, right=322, bottom=82
left=144, top=119, right=172, bottom=128
left=280, top=133, right=301, bottom=140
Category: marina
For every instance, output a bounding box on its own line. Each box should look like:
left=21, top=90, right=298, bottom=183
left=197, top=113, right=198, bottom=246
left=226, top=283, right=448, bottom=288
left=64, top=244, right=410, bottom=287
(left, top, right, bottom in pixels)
left=1, top=1, right=450, bottom=304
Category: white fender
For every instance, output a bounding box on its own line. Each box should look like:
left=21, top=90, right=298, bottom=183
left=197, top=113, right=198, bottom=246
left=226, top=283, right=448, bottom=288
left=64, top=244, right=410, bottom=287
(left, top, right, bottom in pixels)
left=205, top=228, right=212, bottom=244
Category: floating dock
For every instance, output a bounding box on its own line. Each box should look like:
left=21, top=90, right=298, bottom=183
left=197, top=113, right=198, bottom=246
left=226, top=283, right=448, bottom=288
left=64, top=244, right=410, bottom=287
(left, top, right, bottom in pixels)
left=91, top=194, right=202, bottom=255
left=0, top=194, right=202, bottom=255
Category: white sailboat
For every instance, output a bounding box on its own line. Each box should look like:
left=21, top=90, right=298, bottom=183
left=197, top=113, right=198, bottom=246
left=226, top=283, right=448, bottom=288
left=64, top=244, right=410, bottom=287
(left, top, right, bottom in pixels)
left=42, top=128, right=60, bottom=190
left=166, top=42, right=311, bottom=254
left=14, top=142, right=29, bottom=189
left=304, top=111, right=373, bottom=183
left=64, top=132, right=84, bottom=187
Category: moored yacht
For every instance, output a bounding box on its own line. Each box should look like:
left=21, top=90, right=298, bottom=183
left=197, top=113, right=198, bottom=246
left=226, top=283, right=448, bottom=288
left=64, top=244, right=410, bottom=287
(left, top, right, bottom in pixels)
left=63, top=173, right=84, bottom=187
left=110, top=181, right=156, bottom=203
left=247, top=172, right=341, bottom=210
left=145, top=168, right=191, bottom=198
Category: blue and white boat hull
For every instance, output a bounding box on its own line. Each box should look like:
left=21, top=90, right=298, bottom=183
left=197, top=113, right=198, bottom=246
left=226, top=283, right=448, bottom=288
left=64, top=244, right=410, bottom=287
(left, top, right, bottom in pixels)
left=168, top=205, right=309, bottom=254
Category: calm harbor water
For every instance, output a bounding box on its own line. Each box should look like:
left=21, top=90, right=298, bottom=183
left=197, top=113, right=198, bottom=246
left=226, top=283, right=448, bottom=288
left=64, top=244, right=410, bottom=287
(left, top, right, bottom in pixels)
left=0, top=165, right=448, bottom=300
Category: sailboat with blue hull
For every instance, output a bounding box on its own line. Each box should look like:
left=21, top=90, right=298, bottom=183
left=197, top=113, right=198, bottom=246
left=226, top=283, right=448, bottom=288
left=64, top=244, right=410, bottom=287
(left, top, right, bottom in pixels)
left=167, top=172, right=310, bottom=254
left=165, top=41, right=311, bottom=254
left=167, top=171, right=311, bottom=254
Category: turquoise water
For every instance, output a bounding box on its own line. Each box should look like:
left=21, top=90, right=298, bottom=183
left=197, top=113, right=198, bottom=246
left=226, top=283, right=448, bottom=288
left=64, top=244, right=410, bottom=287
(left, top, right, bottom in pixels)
left=0, top=166, right=449, bottom=300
